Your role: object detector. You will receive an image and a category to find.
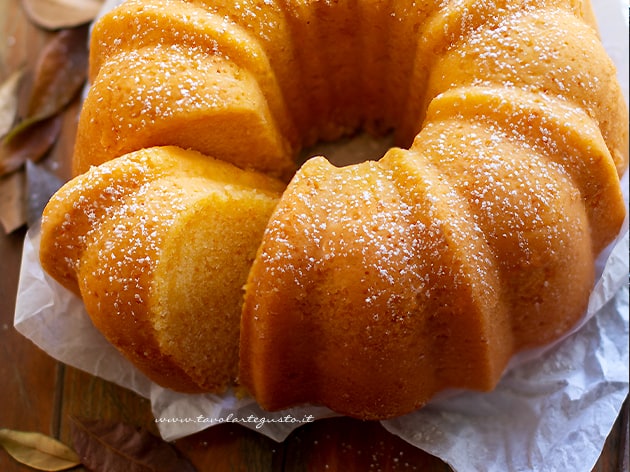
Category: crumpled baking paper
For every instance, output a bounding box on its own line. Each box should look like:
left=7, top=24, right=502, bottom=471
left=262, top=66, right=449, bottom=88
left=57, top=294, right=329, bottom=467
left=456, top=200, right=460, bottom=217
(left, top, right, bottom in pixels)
left=13, top=0, right=629, bottom=469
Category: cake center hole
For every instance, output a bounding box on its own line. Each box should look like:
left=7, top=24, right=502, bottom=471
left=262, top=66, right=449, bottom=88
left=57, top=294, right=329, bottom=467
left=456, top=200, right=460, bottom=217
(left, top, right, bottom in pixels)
left=297, top=132, right=395, bottom=168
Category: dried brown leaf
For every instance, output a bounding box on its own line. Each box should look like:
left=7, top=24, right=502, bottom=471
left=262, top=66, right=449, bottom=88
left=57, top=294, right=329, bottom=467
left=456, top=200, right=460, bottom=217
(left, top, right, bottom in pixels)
left=70, top=416, right=197, bottom=472
left=26, top=25, right=89, bottom=122
left=0, top=428, right=81, bottom=471
left=23, top=0, right=104, bottom=30
left=0, top=160, right=61, bottom=233
left=0, top=170, right=26, bottom=233
left=6, top=25, right=88, bottom=142
left=25, top=159, right=63, bottom=226
left=0, top=69, right=24, bottom=137
left=0, top=114, right=61, bottom=177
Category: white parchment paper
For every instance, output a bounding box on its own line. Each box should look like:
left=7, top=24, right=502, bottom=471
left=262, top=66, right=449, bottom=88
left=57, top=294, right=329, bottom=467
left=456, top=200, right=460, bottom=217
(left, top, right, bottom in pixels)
left=13, top=0, right=630, bottom=469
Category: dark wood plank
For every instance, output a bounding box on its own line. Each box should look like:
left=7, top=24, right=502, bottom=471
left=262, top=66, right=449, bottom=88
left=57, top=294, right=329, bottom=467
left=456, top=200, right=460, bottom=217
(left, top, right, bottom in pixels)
left=0, top=229, right=60, bottom=472
left=593, top=398, right=629, bottom=472
left=176, top=423, right=286, bottom=471
left=58, top=366, right=156, bottom=433
left=281, top=417, right=453, bottom=471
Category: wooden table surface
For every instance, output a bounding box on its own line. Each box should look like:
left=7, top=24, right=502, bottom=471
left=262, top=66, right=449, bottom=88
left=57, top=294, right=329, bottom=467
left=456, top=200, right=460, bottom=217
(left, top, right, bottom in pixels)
left=1, top=1, right=628, bottom=470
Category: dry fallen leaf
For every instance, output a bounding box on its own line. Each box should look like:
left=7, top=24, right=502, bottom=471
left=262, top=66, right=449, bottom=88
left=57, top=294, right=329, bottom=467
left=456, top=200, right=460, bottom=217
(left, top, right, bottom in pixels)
left=1, top=25, right=88, bottom=177
left=0, top=69, right=24, bottom=137
left=25, top=159, right=63, bottom=227
left=70, top=416, right=197, bottom=472
left=13, top=24, right=89, bottom=137
left=22, top=0, right=104, bottom=30
left=4, top=25, right=88, bottom=146
left=0, top=428, right=81, bottom=471
left=0, top=171, right=26, bottom=233
left=0, top=156, right=63, bottom=233
left=0, top=114, right=62, bottom=177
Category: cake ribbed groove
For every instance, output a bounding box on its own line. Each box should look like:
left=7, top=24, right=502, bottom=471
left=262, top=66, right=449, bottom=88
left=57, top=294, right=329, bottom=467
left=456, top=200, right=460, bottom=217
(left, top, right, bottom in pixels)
left=381, top=148, right=514, bottom=394
left=422, top=4, right=629, bottom=175
left=422, top=85, right=624, bottom=254
left=190, top=0, right=304, bottom=150
left=398, top=0, right=515, bottom=145
left=89, top=0, right=298, bottom=158
left=410, top=88, right=599, bottom=349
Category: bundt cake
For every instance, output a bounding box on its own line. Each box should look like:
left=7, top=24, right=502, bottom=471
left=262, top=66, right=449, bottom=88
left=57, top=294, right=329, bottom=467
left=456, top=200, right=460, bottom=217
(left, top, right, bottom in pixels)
left=40, top=0, right=628, bottom=420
